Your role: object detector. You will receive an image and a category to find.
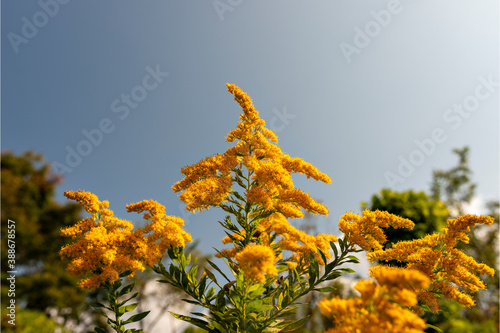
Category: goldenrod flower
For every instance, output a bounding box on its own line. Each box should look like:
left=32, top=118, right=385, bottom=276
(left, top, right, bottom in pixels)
left=339, top=210, right=415, bottom=251
left=172, top=84, right=331, bottom=219
left=218, top=213, right=338, bottom=268
left=234, top=244, right=278, bottom=284
left=127, top=199, right=193, bottom=267
left=318, top=266, right=429, bottom=333
left=60, top=191, right=146, bottom=290
left=61, top=191, right=192, bottom=290
left=367, top=214, right=495, bottom=312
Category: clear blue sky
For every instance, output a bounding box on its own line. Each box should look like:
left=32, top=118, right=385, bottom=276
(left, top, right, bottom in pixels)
left=2, top=1, right=499, bottom=272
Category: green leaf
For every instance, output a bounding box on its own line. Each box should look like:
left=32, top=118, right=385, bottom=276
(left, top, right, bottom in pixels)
left=207, top=259, right=231, bottom=282
left=112, top=278, right=123, bottom=291
left=346, top=255, right=360, bottom=263
left=317, top=248, right=328, bottom=266
left=204, top=268, right=218, bottom=284
left=277, top=316, right=310, bottom=332
left=169, top=312, right=210, bottom=330
left=181, top=299, right=202, bottom=306
left=198, top=275, right=208, bottom=298
left=206, top=287, right=216, bottom=301
left=324, top=271, right=342, bottom=281
left=118, top=282, right=135, bottom=297
left=89, top=302, right=106, bottom=308
left=122, top=311, right=150, bottom=324
left=119, top=270, right=133, bottom=278
left=314, top=286, right=336, bottom=293
left=339, top=268, right=356, bottom=273
left=308, top=255, right=319, bottom=286
left=118, top=292, right=139, bottom=307
left=426, top=324, right=443, bottom=332
left=118, top=303, right=139, bottom=316
left=93, top=327, right=107, bottom=333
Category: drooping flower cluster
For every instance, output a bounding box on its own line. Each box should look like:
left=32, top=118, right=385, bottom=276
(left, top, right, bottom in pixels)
left=126, top=199, right=193, bottom=267
left=339, top=210, right=415, bottom=251
left=234, top=244, right=278, bottom=284
left=318, top=266, right=430, bottom=333
left=172, top=84, right=331, bottom=219
left=60, top=191, right=191, bottom=290
left=219, top=213, right=338, bottom=269
left=365, top=214, right=495, bottom=311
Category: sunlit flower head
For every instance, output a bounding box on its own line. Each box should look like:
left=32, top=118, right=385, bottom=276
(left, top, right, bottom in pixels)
left=339, top=209, right=415, bottom=251
left=318, top=266, right=429, bottom=333
left=367, top=214, right=495, bottom=312
left=172, top=84, right=331, bottom=219
left=234, top=244, right=278, bottom=284
left=61, top=192, right=192, bottom=290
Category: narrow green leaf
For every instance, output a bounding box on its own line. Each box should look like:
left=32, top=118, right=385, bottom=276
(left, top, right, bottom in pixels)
left=277, top=316, right=310, bottom=332
left=93, top=327, right=107, bottom=333
left=112, top=278, right=123, bottom=291
left=206, top=287, right=216, bottom=301
left=181, top=299, right=202, bottom=306
left=198, top=275, right=207, bottom=298
left=118, top=292, right=139, bottom=307
left=426, top=324, right=443, bottom=332
left=169, top=312, right=210, bottom=330
left=122, top=311, right=150, bottom=325
left=119, top=270, right=133, bottom=278
left=339, top=268, right=356, bottom=273
left=207, top=259, right=231, bottom=282
left=89, top=302, right=106, bottom=308
left=317, top=248, right=328, bottom=266
left=118, top=282, right=135, bottom=297
left=330, top=241, right=338, bottom=259
left=314, top=286, right=336, bottom=293
left=118, top=303, right=139, bottom=316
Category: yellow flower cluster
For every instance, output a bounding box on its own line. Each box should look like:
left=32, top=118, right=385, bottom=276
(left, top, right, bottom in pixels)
left=234, top=244, right=278, bottom=284
left=318, top=266, right=429, bottom=333
left=218, top=213, right=338, bottom=269
left=339, top=210, right=415, bottom=251
left=60, top=191, right=192, bottom=290
left=172, top=84, right=331, bottom=219
left=126, top=199, right=193, bottom=267
left=367, top=214, right=495, bottom=312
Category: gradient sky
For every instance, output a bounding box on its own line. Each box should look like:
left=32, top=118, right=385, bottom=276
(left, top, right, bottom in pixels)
left=2, top=1, right=499, bottom=279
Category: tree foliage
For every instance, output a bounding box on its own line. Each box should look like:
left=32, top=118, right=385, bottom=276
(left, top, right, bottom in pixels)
left=1, top=150, right=87, bottom=326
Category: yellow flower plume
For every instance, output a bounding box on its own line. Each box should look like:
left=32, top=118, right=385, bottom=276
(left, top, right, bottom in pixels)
left=367, top=214, right=495, bottom=312
left=172, top=84, right=331, bottom=219
left=318, top=266, right=429, bottom=333
left=60, top=191, right=192, bottom=290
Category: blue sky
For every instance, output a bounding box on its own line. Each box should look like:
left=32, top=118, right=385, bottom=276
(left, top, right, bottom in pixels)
left=2, top=1, right=499, bottom=276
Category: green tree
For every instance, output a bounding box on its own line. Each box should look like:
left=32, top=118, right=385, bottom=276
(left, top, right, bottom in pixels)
left=1, top=151, right=87, bottom=328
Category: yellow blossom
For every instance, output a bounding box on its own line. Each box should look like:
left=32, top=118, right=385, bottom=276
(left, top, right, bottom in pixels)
left=234, top=244, right=278, bottom=284
left=318, top=266, right=429, bottom=333
left=61, top=192, right=192, bottom=290
left=217, top=213, right=338, bottom=269
left=172, top=84, right=331, bottom=219
left=367, top=214, right=495, bottom=312
left=339, top=210, right=415, bottom=251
